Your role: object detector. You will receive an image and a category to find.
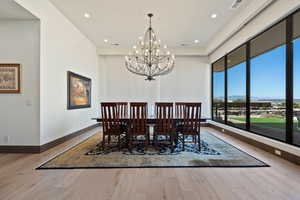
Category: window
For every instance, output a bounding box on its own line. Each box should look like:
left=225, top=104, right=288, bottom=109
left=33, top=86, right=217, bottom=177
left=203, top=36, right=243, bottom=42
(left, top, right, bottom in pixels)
left=250, top=21, right=286, bottom=141
left=293, top=11, right=300, bottom=146
left=227, top=45, right=246, bottom=129
left=212, top=58, right=225, bottom=123
left=211, top=9, right=300, bottom=147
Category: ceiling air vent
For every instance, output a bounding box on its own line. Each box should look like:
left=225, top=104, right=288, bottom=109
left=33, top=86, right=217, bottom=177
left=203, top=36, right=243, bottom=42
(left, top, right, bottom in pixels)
left=230, top=0, right=243, bottom=9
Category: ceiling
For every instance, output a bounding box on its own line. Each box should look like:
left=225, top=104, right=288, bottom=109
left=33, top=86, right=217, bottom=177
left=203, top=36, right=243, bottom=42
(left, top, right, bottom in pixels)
left=0, top=0, right=37, bottom=20
left=49, top=0, right=252, bottom=49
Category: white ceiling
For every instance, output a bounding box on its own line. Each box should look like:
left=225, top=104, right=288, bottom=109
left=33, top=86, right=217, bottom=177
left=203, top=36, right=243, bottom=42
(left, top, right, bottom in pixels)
left=0, top=0, right=37, bottom=20
left=49, top=0, right=252, bottom=49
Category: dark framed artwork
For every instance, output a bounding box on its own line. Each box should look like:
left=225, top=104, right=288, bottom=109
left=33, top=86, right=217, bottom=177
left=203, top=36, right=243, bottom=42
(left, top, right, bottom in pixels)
left=67, top=71, right=91, bottom=109
left=0, top=64, right=21, bottom=94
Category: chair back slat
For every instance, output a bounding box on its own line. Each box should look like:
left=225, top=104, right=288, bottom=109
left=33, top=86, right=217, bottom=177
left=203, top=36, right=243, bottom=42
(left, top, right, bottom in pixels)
left=175, top=102, right=188, bottom=119
left=116, top=102, right=128, bottom=119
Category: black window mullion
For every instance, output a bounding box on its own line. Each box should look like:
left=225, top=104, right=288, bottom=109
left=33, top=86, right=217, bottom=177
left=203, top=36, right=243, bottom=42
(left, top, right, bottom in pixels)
left=225, top=55, right=228, bottom=124
left=286, top=15, right=294, bottom=144
left=211, top=65, right=214, bottom=120
left=246, top=42, right=251, bottom=130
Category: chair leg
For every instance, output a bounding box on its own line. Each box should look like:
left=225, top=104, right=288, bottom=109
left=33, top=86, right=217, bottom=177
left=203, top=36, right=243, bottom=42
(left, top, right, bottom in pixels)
left=170, top=133, right=174, bottom=153
left=198, top=134, right=201, bottom=152
left=128, top=135, right=132, bottom=153
left=175, top=132, right=179, bottom=146
left=182, top=135, right=185, bottom=151
left=118, top=134, right=121, bottom=151
left=154, top=134, right=158, bottom=150
left=101, top=134, right=105, bottom=151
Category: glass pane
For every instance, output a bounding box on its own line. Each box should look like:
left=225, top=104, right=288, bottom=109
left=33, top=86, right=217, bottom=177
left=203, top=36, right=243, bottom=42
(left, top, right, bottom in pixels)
left=250, top=45, right=286, bottom=141
left=227, top=45, right=246, bottom=129
left=251, top=20, right=286, bottom=59
left=293, top=39, right=300, bottom=146
left=212, top=58, right=225, bottom=123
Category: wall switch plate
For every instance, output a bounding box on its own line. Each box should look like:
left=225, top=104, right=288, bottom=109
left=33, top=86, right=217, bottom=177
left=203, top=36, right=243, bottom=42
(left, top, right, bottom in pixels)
left=26, top=100, right=32, bottom=106
left=3, top=136, right=9, bottom=144
left=275, top=149, right=282, bottom=156
left=222, top=129, right=225, bottom=133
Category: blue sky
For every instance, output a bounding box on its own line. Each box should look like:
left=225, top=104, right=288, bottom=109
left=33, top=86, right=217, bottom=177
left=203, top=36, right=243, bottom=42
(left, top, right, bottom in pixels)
left=213, top=39, right=300, bottom=99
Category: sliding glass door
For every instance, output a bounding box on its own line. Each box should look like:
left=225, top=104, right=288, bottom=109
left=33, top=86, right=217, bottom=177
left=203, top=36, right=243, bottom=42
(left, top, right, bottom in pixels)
left=293, top=11, right=300, bottom=146
left=250, top=21, right=286, bottom=141
left=227, top=45, right=246, bottom=129
left=212, top=58, right=225, bottom=123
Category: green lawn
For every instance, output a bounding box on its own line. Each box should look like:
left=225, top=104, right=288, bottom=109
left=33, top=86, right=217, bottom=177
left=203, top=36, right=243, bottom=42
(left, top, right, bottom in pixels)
left=231, top=117, right=300, bottom=132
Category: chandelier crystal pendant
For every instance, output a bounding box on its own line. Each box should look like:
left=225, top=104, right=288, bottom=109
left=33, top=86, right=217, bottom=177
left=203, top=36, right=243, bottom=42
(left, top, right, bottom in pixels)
left=125, top=13, right=175, bottom=81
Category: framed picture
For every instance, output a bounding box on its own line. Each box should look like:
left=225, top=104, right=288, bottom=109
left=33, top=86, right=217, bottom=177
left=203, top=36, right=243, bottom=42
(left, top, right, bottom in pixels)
left=67, top=71, right=92, bottom=109
left=0, top=64, right=21, bottom=94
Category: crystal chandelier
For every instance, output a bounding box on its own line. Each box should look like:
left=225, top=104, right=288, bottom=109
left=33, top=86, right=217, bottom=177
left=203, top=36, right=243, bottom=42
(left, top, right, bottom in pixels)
left=125, top=13, right=175, bottom=81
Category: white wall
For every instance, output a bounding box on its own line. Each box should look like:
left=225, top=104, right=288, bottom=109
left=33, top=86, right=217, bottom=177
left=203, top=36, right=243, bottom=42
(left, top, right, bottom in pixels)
left=210, top=0, right=300, bottom=62
left=98, top=56, right=210, bottom=118
left=0, top=20, right=40, bottom=145
left=15, top=0, right=99, bottom=145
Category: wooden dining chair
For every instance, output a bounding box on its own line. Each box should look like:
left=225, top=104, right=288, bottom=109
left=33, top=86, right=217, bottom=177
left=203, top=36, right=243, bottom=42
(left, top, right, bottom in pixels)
left=153, top=102, right=175, bottom=152
left=116, top=102, right=128, bottom=134
left=178, top=103, right=202, bottom=151
left=175, top=102, right=188, bottom=143
left=101, top=103, right=125, bottom=151
left=128, top=102, right=149, bottom=152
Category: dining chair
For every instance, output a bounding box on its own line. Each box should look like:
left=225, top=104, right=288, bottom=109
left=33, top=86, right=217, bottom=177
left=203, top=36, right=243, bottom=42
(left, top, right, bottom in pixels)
left=101, top=102, right=125, bottom=151
left=178, top=103, right=202, bottom=151
left=153, top=102, right=175, bottom=152
left=175, top=102, right=188, bottom=143
left=128, top=102, right=149, bottom=152
left=116, top=102, right=128, bottom=134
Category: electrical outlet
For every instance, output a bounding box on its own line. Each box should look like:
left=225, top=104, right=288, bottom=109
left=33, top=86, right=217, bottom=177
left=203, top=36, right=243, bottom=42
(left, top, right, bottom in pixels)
left=275, top=149, right=281, bottom=156
left=3, top=136, right=9, bottom=144
left=222, top=129, right=225, bottom=133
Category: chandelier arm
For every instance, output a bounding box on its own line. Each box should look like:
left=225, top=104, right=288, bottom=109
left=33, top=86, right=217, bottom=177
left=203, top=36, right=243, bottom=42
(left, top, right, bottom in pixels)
left=126, top=63, right=148, bottom=77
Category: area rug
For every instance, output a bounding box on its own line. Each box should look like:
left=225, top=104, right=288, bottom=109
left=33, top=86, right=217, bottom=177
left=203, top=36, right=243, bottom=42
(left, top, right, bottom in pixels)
left=37, top=131, right=268, bottom=169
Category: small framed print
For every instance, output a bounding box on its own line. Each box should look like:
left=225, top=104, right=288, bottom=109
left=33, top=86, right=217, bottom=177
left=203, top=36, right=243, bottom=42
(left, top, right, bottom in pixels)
left=0, top=64, right=21, bottom=94
left=67, top=71, right=92, bottom=110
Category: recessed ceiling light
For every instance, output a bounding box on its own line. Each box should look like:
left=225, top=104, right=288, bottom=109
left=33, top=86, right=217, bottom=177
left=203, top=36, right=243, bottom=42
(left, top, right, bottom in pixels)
left=84, top=13, right=91, bottom=18
left=194, top=40, right=199, bottom=44
left=211, top=14, right=217, bottom=19
left=104, top=39, right=108, bottom=43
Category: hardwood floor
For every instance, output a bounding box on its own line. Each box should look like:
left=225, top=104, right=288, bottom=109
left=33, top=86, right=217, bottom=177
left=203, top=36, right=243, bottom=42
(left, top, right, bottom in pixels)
left=1, top=127, right=300, bottom=200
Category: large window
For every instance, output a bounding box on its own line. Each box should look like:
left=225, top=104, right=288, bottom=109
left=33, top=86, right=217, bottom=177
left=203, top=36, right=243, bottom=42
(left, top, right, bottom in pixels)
left=293, top=11, right=300, bottom=146
left=227, top=45, right=246, bottom=129
left=212, top=58, right=225, bottom=123
left=249, top=20, right=286, bottom=141
left=211, top=10, right=300, bottom=146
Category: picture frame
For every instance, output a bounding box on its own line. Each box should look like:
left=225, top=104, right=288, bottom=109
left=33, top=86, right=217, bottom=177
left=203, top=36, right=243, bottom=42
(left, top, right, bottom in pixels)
left=0, top=64, right=21, bottom=94
left=67, top=71, right=92, bottom=110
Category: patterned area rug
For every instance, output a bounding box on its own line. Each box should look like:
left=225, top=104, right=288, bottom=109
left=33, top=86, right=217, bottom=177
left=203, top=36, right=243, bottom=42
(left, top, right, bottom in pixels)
left=37, top=131, right=268, bottom=169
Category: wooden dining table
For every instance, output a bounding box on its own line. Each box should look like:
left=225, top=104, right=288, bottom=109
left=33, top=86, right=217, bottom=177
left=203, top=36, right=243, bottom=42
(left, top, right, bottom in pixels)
left=92, top=117, right=207, bottom=124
